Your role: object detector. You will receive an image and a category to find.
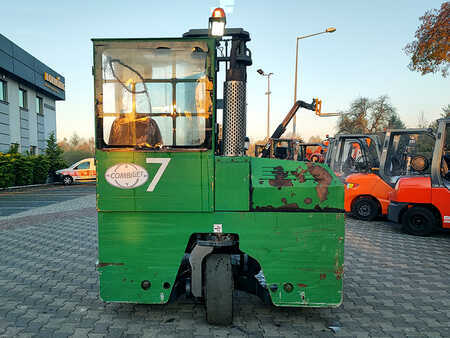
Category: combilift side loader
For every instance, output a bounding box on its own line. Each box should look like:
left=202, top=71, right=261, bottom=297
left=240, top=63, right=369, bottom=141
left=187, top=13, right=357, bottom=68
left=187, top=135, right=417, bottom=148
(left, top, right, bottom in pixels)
left=327, top=129, right=435, bottom=221
left=93, top=8, right=344, bottom=325
left=388, top=118, right=450, bottom=236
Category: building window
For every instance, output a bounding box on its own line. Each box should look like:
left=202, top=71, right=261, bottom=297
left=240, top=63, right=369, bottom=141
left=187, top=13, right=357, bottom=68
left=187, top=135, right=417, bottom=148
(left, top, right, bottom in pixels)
left=30, top=146, right=36, bottom=155
left=36, top=96, right=43, bottom=115
left=0, top=80, right=6, bottom=102
left=19, top=88, right=27, bottom=109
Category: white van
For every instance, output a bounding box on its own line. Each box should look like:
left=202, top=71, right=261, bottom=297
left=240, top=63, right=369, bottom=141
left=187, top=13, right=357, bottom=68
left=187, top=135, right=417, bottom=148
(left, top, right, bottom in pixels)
left=56, top=158, right=96, bottom=185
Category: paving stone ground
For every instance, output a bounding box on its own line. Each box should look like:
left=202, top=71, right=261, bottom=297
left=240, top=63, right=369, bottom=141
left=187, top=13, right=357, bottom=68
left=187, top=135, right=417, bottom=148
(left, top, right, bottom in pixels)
left=0, top=187, right=449, bottom=337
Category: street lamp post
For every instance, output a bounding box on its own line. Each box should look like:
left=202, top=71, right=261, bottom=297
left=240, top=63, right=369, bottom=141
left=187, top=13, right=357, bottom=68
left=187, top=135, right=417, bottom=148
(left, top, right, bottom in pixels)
left=293, top=27, right=336, bottom=135
left=257, top=69, right=274, bottom=138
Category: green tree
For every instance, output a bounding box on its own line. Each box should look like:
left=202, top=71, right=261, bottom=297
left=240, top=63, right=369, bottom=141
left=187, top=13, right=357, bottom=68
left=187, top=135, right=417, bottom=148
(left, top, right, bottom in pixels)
left=404, top=2, right=450, bottom=77
left=429, top=104, right=450, bottom=131
left=387, top=112, right=406, bottom=129
left=45, top=132, right=67, bottom=177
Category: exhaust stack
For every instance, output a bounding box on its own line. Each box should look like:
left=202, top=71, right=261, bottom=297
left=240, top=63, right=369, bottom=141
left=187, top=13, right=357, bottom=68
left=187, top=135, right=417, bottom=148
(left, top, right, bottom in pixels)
left=223, top=81, right=246, bottom=156
left=222, top=32, right=252, bottom=156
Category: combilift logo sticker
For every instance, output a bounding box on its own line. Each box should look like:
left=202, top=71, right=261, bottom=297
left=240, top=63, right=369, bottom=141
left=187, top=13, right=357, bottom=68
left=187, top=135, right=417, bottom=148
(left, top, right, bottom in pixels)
left=444, top=216, right=450, bottom=224
left=105, top=163, right=149, bottom=189
left=105, top=159, right=170, bottom=191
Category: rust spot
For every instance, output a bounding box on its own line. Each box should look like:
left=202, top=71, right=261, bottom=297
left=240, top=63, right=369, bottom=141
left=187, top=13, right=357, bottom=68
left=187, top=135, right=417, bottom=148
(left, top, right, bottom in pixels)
left=280, top=198, right=300, bottom=209
left=304, top=197, right=312, bottom=204
left=297, top=283, right=307, bottom=288
left=306, top=163, right=332, bottom=202
left=269, top=166, right=293, bottom=189
left=334, top=251, right=344, bottom=280
left=320, top=273, right=327, bottom=280
left=290, top=192, right=296, bottom=197
left=97, top=262, right=124, bottom=268
left=335, top=266, right=344, bottom=280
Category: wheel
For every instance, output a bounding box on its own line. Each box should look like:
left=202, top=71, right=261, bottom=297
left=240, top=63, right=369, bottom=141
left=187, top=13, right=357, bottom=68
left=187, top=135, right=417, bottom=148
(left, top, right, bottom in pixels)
left=205, top=254, right=233, bottom=325
left=63, top=175, right=73, bottom=185
left=351, top=197, right=379, bottom=221
left=402, top=206, right=436, bottom=236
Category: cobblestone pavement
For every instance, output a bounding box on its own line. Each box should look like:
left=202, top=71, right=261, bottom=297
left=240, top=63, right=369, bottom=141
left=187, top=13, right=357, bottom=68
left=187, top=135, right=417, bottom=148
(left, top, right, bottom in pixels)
left=0, top=184, right=96, bottom=217
left=0, top=197, right=449, bottom=337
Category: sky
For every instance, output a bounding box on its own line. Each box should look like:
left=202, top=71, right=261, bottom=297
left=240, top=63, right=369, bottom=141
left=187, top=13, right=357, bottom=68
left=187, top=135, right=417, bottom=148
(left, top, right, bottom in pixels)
left=1, top=0, right=449, bottom=142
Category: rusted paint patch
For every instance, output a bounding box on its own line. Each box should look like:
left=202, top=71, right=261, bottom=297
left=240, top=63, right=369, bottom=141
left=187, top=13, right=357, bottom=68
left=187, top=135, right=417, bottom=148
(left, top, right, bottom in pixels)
left=320, top=273, right=327, bottom=280
left=304, top=197, right=312, bottom=204
left=254, top=205, right=343, bottom=213
left=291, top=168, right=307, bottom=183
left=268, top=166, right=293, bottom=189
left=297, top=283, right=308, bottom=288
left=97, top=262, right=124, bottom=268
left=306, top=163, right=332, bottom=202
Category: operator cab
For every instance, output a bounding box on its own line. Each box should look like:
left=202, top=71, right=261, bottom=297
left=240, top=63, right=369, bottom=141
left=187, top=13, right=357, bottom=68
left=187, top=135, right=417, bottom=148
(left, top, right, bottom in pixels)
left=434, top=119, right=450, bottom=188
left=329, top=134, right=381, bottom=178
left=98, top=40, right=213, bottom=151
left=380, top=129, right=435, bottom=186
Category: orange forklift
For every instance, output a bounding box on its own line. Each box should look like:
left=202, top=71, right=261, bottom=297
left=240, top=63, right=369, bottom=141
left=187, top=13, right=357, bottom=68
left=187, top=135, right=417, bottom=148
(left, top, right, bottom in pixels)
left=328, top=129, right=435, bottom=221
left=388, top=118, right=450, bottom=236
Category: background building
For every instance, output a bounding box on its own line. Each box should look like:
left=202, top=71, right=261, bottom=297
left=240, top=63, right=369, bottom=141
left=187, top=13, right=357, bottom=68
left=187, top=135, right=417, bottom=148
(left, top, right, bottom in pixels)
left=0, top=33, right=65, bottom=154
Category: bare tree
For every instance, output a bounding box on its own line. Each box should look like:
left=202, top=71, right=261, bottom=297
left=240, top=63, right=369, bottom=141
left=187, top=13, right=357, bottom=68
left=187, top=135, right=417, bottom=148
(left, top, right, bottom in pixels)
left=417, top=111, right=429, bottom=128
left=368, top=95, right=395, bottom=133
left=337, top=96, right=403, bottom=134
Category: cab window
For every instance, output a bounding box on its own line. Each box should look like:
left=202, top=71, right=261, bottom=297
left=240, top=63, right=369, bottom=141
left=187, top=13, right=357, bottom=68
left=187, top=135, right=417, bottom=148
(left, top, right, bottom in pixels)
left=386, top=132, right=435, bottom=182
left=98, top=40, right=212, bottom=149
left=442, top=123, right=450, bottom=183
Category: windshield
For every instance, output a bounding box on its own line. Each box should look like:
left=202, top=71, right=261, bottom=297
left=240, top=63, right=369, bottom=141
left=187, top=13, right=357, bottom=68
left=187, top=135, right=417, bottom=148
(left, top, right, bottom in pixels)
left=385, top=132, right=435, bottom=183
left=332, top=138, right=374, bottom=175
left=98, top=40, right=212, bottom=149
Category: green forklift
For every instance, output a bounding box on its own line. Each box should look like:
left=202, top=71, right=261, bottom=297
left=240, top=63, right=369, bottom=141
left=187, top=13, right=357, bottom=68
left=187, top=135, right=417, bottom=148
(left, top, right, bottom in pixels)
left=93, top=8, right=345, bottom=325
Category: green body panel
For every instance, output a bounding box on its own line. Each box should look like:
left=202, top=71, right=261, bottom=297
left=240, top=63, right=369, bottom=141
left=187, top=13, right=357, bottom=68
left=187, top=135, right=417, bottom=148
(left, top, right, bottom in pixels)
left=250, top=157, right=344, bottom=211
left=96, top=150, right=214, bottom=212
left=98, top=211, right=344, bottom=306
left=215, top=157, right=250, bottom=211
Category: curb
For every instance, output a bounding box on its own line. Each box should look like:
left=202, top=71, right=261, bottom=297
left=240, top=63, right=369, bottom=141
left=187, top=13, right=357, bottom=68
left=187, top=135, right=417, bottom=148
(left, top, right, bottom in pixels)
left=0, top=183, right=59, bottom=192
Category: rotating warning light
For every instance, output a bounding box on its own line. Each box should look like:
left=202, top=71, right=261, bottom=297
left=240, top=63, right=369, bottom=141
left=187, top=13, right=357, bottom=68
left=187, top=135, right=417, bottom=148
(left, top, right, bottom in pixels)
left=209, top=7, right=226, bottom=37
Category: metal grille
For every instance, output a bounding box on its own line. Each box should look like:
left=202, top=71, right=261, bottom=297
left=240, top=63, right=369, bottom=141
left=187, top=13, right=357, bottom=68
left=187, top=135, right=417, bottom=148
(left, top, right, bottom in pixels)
left=223, top=81, right=246, bottom=156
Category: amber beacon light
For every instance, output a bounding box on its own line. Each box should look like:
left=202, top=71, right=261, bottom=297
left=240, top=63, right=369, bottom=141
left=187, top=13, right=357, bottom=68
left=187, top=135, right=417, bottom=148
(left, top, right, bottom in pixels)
left=209, top=7, right=226, bottom=37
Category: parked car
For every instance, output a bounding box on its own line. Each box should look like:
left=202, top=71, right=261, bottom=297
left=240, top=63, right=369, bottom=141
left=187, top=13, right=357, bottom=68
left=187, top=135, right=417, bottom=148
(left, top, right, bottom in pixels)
left=56, top=158, right=96, bottom=185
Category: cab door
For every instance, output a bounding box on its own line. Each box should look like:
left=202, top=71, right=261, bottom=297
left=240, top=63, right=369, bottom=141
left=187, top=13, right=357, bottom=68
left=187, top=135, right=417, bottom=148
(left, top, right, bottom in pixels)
left=431, top=120, right=450, bottom=228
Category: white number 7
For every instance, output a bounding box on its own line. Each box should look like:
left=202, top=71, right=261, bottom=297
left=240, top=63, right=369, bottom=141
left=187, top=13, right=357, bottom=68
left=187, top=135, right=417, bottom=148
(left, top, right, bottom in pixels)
left=146, top=158, right=171, bottom=192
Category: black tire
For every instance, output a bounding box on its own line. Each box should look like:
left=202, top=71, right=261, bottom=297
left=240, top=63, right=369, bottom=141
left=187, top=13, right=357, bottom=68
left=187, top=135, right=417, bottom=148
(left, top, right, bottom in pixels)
left=402, top=206, right=436, bottom=236
left=205, top=254, right=233, bottom=325
left=63, top=175, right=73, bottom=186
left=351, top=197, right=379, bottom=221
